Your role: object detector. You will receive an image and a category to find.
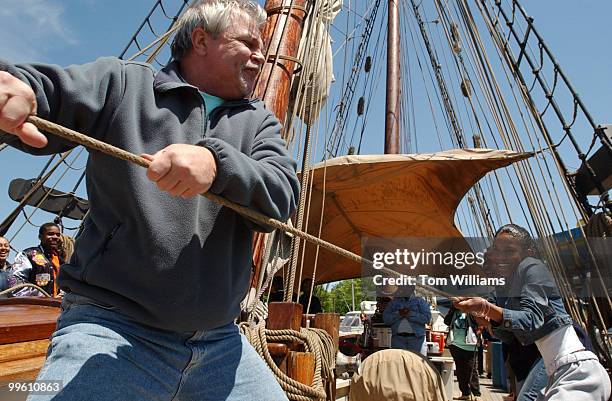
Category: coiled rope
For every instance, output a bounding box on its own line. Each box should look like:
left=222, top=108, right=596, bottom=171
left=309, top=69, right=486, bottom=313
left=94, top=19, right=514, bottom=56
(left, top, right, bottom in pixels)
left=239, top=321, right=335, bottom=401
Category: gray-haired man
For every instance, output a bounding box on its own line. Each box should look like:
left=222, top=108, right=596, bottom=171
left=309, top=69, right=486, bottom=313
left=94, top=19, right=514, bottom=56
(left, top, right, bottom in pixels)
left=0, top=1, right=298, bottom=399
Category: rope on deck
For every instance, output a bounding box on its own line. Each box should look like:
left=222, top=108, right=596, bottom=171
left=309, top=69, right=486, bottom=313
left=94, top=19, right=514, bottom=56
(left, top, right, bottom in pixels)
left=239, top=321, right=336, bottom=401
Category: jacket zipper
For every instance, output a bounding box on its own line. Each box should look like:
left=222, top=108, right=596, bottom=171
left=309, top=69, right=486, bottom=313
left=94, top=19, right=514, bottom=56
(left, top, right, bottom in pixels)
left=81, top=222, right=121, bottom=281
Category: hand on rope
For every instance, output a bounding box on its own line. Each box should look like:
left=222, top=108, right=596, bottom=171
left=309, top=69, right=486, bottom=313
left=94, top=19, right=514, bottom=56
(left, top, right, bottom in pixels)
left=24, top=115, right=460, bottom=300
left=142, top=144, right=217, bottom=199
left=0, top=71, right=46, bottom=147
left=453, top=296, right=504, bottom=325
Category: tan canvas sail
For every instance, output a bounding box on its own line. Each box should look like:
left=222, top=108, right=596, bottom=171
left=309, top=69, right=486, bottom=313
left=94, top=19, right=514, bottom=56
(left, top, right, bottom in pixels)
left=296, top=148, right=531, bottom=284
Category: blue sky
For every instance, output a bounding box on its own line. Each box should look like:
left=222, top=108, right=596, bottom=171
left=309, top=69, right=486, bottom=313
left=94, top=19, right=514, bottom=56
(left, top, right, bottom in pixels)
left=0, top=0, right=610, bottom=254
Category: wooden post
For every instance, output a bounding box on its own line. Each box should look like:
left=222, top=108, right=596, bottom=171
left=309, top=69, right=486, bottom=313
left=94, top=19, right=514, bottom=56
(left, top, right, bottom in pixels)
left=267, top=302, right=303, bottom=332
left=287, top=351, right=315, bottom=386
left=267, top=342, right=289, bottom=374
left=313, top=313, right=340, bottom=353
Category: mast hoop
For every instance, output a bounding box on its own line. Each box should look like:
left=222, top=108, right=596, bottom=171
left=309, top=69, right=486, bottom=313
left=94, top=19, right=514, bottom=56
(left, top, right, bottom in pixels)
left=265, top=54, right=304, bottom=75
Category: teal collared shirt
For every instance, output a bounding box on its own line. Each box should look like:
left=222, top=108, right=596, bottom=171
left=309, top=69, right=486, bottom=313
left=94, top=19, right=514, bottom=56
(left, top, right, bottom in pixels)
left=200, top=91, right=224, bottom=119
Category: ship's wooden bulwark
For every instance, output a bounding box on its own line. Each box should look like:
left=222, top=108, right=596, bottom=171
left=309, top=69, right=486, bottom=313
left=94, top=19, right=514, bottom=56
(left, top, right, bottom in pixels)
left=0, top=298, right=60, bottom=381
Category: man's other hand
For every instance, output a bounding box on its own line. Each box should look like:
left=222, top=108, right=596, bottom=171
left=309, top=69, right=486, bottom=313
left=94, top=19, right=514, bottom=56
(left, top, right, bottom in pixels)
left=0, top=71, right=46, bottom=147
left=142, top=144, right=217, bottom=199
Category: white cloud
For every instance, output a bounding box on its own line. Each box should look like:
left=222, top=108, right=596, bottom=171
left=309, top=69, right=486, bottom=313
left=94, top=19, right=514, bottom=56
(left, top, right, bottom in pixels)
left=0, top=0, right=77, bottom=62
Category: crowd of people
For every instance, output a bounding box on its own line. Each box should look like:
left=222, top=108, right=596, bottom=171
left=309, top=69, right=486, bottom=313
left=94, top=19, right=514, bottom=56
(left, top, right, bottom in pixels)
left=0, top=222, right=70, bottom=298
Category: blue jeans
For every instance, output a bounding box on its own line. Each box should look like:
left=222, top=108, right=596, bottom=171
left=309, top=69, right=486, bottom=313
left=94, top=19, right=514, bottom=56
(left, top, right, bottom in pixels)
left=29, top=293, right=288, bottom=401
left=391, top=334, right=424, bottom=353
left=517, top=358, right=546, bottom=401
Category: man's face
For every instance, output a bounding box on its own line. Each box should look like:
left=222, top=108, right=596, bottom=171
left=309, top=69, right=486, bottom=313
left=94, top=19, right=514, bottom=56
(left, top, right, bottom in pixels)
left=484, top=232, right=528, bottom=278
left=0, top=237, right=9, bottom=262
left=40, top=226, right=61, bottom=252
left=204, top=12, right=264, bottom=99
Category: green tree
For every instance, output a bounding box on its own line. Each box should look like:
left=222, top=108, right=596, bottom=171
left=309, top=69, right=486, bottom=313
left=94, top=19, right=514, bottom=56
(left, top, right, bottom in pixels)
left=318, top=278, right=376, bottom=315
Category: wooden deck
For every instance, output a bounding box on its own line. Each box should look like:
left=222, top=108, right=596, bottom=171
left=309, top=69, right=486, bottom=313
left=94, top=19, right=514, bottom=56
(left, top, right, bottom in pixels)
left=451, top=376, right=510, bottom=401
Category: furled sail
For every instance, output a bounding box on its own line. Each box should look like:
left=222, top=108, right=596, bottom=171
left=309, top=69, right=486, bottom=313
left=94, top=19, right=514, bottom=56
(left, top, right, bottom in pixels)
left=292, top=0, right=342, bottom=124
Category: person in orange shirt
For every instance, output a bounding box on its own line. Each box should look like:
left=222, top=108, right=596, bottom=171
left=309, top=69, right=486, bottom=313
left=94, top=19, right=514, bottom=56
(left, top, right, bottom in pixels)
left=11, top=222, right=65, bottom=297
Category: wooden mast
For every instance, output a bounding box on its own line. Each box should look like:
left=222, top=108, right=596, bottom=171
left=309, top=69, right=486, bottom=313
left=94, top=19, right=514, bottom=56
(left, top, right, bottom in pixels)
left=249, top=0, right=307, bottom=293
left=251, top=3, right=340, bottom=398
left=254, top=0, right=308, bottom=131
left=385, top=0, right=401, bottom=154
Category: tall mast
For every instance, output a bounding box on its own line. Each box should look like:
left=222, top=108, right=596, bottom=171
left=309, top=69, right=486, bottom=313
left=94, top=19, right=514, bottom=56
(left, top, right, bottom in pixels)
left=250, top=0, right=307, bottom=295
left=385, top=0, right=401, bottom=154
left=254, top=0, right=307, bottom=131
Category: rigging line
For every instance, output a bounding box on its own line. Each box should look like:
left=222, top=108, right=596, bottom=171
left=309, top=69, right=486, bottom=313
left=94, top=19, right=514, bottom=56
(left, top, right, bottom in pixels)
left=350, top=20, right=384, bottom=149
left=427, top=1, right=474, bottom=145
left=348, top=11, right=386, bottom=153
left=0, top=153, right=62, bottom=237
left=464, top=3, right=560, bottom=238
left=410, top=0, right=467, bottom=148
left=510, top=0, right=601, bottom=132
left=429, top=3, right=499, bottom=236
left=452, top=16, right=524, bottom=232
left=405, top=18, right=446, bottom=150
left=119, top=0, right=189, bottom=60
left=450, top=1, right=503, bottom=150
left=457, top=204, right=475, bottom=238
left=406, top=9, right=454, bottom=149
left=456, top=3, right=550, bottom=238
left=398, top=0, right=418, bottom=152
left=403, top=9, right=418, bottom=152
left=436, top=0, right=489, bottom=146
left=457, top=0, right=514, bottom=150
left=476, top=0, right=591, bottom=229
left=405, top=5, right=455, bottom=148
left=5, top=150, right=75, bottom=241
left=59, top=158, right=86, bottom=171
left=357, top=42, right=386, bottom=154
left=288, top=26, right=327, bottom=301
left=399, top=2, right=415, bottom=152
left=491, top=2, right=609, bottom=212
left=332, top=3, right=386, bottom=155
left=359, top=36, right=386, bottom=150
left=127, top=24, right=179, bottom=62
left=342, top=2, right=365, bottom=20
left=296, top=51, right=334, bottom=291
left=483, top=32, right=577, bottom=238
left=18, top=147, right=86, bottom=226
left=412, top=12, right=458, bottom=148
left=326, top=0, right=383, bottom=158
left=282, top=2, right=331, bottom=290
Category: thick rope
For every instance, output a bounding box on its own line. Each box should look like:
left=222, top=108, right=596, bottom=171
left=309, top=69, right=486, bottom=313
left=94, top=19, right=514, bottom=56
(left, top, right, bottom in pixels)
left=26, top=116, right=458, bottom=300
left=239, top=321, right=335, bottom=401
